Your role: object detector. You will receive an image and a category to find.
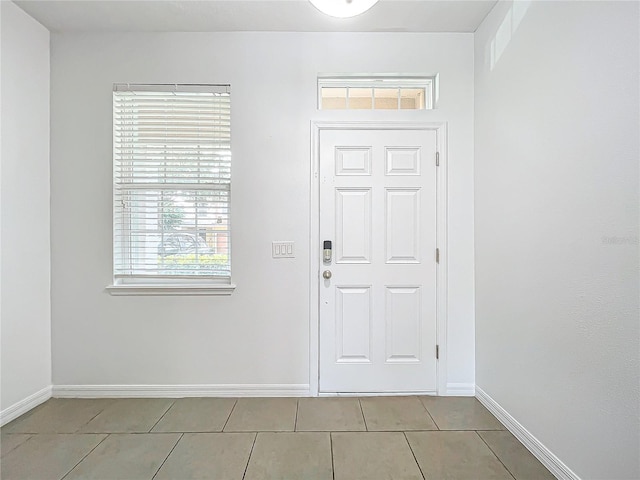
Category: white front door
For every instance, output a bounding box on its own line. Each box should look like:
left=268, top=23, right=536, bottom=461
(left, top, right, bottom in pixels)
left=319, top=127, right=438, bottom=393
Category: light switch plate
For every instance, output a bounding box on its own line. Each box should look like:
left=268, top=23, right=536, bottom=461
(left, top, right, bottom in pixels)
left=272, top=241, right=295, bottom=258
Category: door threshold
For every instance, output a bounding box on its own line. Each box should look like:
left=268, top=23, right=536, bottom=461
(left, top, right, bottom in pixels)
left=318, top=390, right=437, bottom=397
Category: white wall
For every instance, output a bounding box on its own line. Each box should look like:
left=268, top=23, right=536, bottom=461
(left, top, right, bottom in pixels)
left=50, top=32, right=475, bottom=391
left=0, top=1, right=51, bottom=413
left=475, top=1, right=639, bottom=478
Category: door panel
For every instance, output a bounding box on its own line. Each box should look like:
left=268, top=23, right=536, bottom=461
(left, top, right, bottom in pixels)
left=336, top=147, right=372, bottom=175
left=319, top=128, right=438, bottom=393
left=385, top=147, right=421, bottom=175
left=386, top=188, right=421, bottom=263
left=385, top=286, right=422, bottom=363
left=335, top=189, right=372, bottom=264
left=336, top=286, right=372, bottom=363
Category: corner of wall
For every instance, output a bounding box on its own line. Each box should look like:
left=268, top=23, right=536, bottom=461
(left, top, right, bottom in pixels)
left=476, top=386, right=581, bottom=480
left=0, top=386, right=52, bottom=427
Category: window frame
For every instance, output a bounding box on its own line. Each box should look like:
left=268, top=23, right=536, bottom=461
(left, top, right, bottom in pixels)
left=107, top=83, right=235, bottom=296
left=317, top=74, right=438, bottom=110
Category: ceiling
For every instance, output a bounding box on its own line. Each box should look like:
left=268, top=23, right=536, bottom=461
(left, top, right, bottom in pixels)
left=15, top=0, right=498, bottom=33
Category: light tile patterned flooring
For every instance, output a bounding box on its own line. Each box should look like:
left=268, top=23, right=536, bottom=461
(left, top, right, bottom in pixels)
left=1, top=396, right=555, bottom=480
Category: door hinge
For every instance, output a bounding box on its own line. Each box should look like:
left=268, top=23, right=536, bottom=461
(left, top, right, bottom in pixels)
left=436, top=345, right=439, bottom=360
left=436, top=152, right=440, bottom=166
left=436, top=248, right=440, bottom=264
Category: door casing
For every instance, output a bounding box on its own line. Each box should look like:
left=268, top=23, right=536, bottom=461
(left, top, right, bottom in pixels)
left=309, top=121, right=448, bottom=396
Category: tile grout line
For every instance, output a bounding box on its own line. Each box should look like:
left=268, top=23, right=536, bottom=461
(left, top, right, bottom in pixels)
left=403, top=431, right=426, bottom=480
left=294, top=398, right=300, bottom=431
left=432, top=428, right=504, bottom=432
left=241, top=432, right=258, bottom=480
left=151, top=432, right=183, bottom=480
left=77, top=403, right=112, bottom=432
left=59, top=433, right=110, bottom=480
left=6, top=427, right=478, bottom=435
left=357, top=398, right=369, bottom=431
left=417, top=397, right=441, bottom=430
left=330, top=432, right=336, bottom=480
left=0, top=434, right=35, bottom=458
left=148, top=400, right=177, bottom=433
left=3, top=400, right=112, bottom=435
left=221, top=399, right=239, bottom=432
left=475, top=431, right=517, bottom=480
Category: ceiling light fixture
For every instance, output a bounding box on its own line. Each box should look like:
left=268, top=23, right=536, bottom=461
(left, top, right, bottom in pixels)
left=309, top=0, right=379, bottom=18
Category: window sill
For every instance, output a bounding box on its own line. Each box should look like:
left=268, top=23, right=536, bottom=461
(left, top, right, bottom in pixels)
left=106, top=283, right=236, bottom=296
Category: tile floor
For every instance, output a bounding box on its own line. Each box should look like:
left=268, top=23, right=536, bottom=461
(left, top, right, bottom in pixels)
left=0, top=396, right=555, bottom=480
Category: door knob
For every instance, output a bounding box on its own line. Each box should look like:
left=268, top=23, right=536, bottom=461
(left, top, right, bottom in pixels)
left=322, top=270, right=332, bottom=279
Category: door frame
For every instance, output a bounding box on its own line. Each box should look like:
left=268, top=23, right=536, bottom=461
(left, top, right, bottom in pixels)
left=309, top=121, right=448, bottom=396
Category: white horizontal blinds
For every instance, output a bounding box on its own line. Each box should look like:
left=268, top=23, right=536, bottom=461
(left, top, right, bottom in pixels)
left=113, top=84, right=231, bottom=278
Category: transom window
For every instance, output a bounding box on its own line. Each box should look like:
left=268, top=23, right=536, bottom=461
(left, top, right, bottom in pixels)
left=111, top=84, right=232, bottom=292
left=318, top=75, right=435, bottom=110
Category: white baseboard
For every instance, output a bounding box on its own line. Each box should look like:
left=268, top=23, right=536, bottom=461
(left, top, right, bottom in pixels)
left=476, top=386, right=580, bottom=480
left=0, top=385, right=52, bottom=427
left=52, top=384, right=310, bottom=398
left=445, top=382, right=475, bottom=396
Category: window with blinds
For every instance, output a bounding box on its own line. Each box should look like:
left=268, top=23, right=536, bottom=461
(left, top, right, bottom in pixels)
left=113, top=84, right=231, bottom=284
